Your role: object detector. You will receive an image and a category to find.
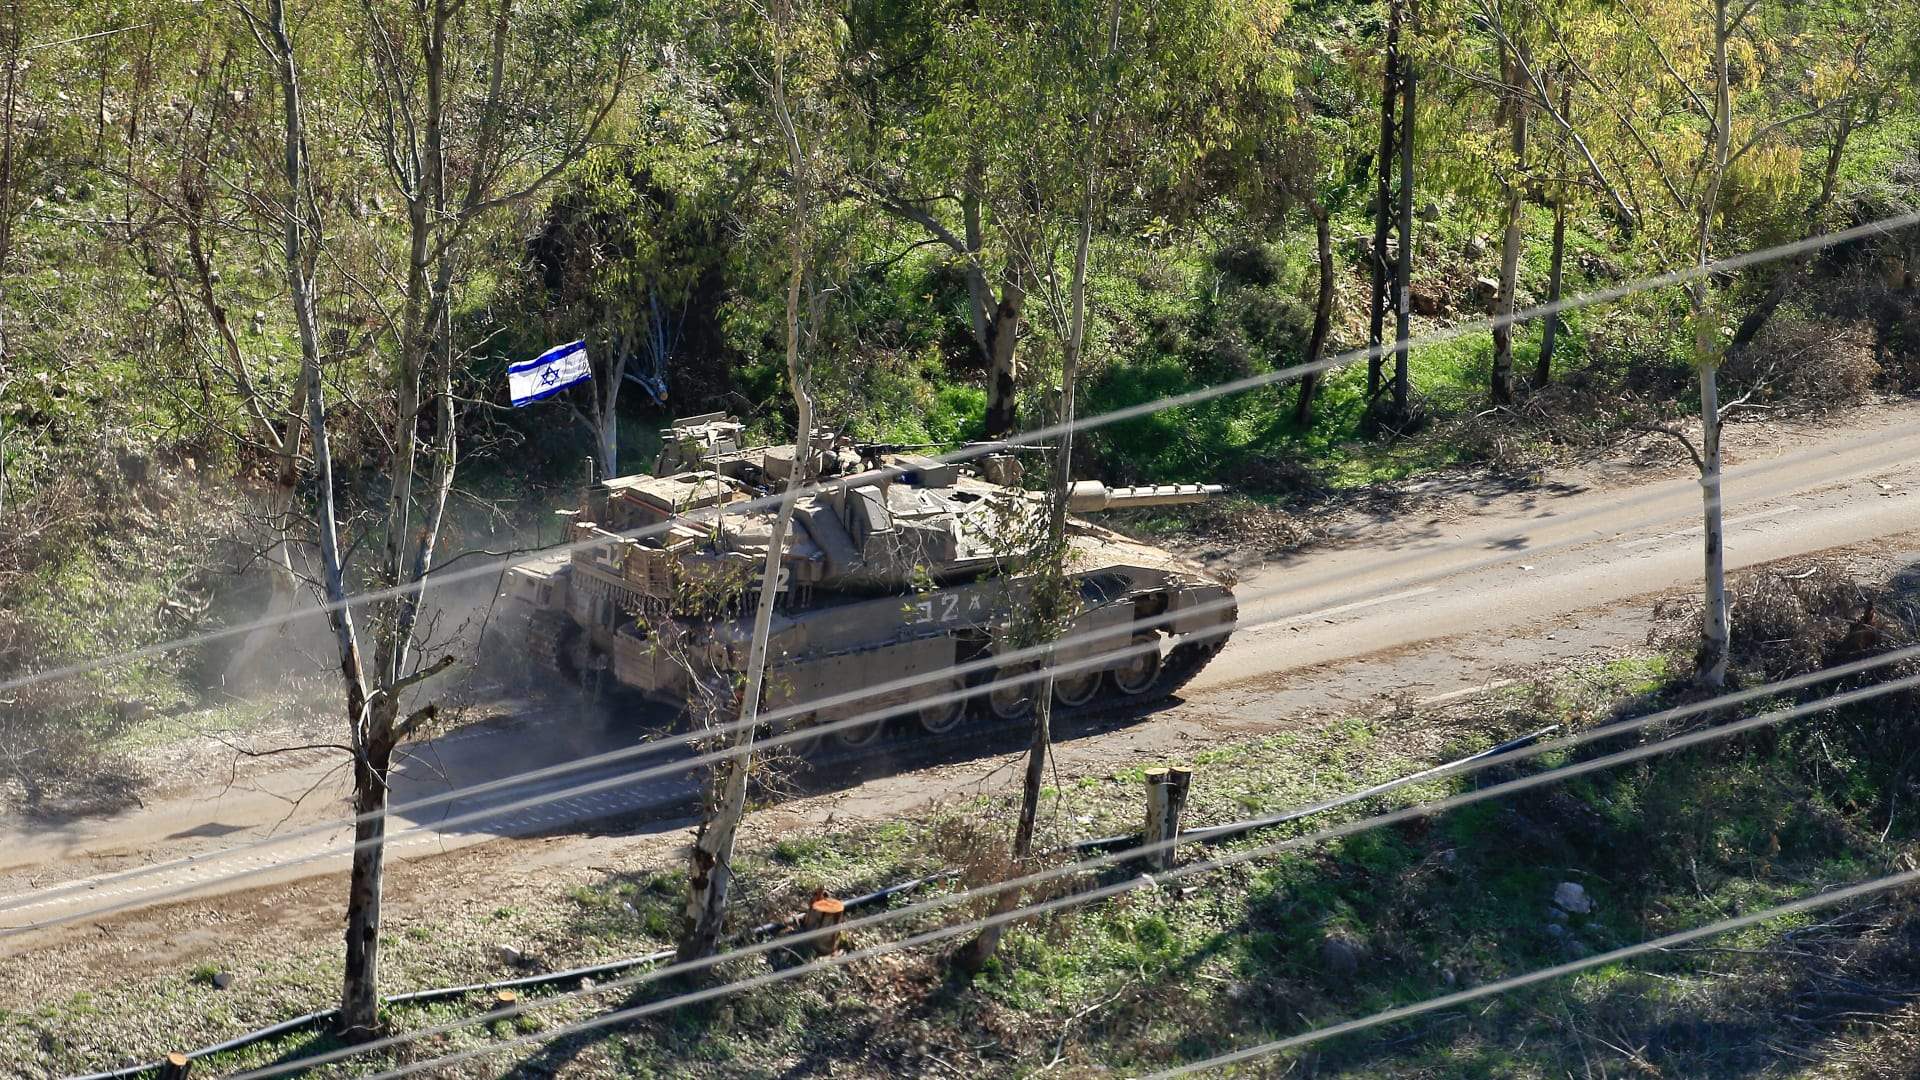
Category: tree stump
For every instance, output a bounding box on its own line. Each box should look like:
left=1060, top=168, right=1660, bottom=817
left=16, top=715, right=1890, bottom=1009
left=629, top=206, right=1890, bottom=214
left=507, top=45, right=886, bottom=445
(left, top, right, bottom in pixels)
left=801, top=892, right=847, bottom=956
left=158, top=1052, right=191, bottom=1080
left=1142, top=766, right=1193, bottom=872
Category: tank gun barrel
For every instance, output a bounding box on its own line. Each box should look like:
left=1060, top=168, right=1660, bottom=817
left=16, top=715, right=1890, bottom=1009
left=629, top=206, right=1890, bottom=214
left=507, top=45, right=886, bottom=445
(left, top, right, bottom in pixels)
left=853, top=440, right=942, bottom=457
left=1066, top=481, right=1226, bottom=512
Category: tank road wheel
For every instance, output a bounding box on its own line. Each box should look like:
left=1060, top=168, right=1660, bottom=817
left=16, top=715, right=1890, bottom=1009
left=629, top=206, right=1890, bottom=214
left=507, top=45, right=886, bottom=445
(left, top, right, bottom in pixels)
left=986, top=664, right=1036, bottom=721
left=776, top=718, right=827, bottom=758
left=835, top=713, right=888, bottom=749
left=917, top=679, right=969, bottom=735
left=1051, top=669, right=1102, bottom=709
left=1109, top=633, right=1164, bottom=697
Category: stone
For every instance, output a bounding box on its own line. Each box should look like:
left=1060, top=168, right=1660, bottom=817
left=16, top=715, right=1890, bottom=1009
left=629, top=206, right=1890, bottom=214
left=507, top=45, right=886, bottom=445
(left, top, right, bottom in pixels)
left=1319, top=935, right=1363, bottom=981
left=495, top=944, right=523, bottom=966
left=1546, top=922, right=1567, bottom=939
left=1408, top=285, right=1445, bottom=317
left=1553, top=881, right=1594, bottom=915
left=1466, top=234, right=1489, bottom=258
left=1547, top=905, right=1569, bottom=924
left=1419, top=201, right=1443, bottom=222
left=211, top=971, right=233, bottom=990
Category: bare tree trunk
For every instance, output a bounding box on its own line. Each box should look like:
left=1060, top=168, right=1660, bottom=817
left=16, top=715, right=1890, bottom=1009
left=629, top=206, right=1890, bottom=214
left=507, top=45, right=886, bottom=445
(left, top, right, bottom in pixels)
left=1536, top=82, right=1570, bottom=388
left=1491, top=38, right=1528, bottom=406
left=1368, top=0, right=1401, bottom=404
left=955, top=0, right=1117, bottom=976
left=0, top=21, right=17, bottom=525
left=339, top=718, right=392, bottom=1035
left=1296, top=203, right=1333, bottom=427
left=260, top=0, right=382, bottom=1035
left=981, top=268, right=1024, bottom=439
left=1692, top=0, right=1734, bottom=689
left=1392, top=6, right=1416, bottom=423
left=1696, top=358, right=1728, bottom=686
left=681, top=24, right=815, bottom=963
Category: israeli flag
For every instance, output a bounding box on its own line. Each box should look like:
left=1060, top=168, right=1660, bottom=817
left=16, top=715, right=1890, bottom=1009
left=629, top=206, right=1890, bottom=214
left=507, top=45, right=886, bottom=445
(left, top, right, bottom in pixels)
left=508, top=340, right=592, bottom=406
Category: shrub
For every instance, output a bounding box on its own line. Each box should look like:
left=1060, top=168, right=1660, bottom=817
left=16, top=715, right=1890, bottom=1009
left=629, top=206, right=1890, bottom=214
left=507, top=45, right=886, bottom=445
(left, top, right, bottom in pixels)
left=1210, top=240, right=1283, bottom=288
left=1655, top=561, right=1918, bottom=683
left=1723, top=313, right=1880, bottom=413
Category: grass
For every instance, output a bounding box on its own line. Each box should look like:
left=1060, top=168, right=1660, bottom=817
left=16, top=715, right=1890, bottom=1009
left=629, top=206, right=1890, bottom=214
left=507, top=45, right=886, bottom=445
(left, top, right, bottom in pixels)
left=12, top=649, right=1919, bottom=1078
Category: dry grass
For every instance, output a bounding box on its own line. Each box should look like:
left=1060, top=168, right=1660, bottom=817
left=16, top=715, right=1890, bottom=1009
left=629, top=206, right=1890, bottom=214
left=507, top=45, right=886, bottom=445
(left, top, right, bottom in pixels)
left=1724, top=316, right=1883, bottom=415
left=1655, top=561, right=1920, bottom=682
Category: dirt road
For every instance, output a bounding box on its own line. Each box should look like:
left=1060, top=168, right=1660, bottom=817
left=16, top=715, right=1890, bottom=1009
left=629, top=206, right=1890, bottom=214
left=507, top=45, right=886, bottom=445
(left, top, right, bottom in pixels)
left=4, top=404, right=1918, bottom=943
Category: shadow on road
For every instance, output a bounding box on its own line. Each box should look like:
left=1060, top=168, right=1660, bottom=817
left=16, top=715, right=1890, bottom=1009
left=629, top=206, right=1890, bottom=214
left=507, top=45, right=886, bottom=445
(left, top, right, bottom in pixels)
left=384, top=688, right=1185, bottom=845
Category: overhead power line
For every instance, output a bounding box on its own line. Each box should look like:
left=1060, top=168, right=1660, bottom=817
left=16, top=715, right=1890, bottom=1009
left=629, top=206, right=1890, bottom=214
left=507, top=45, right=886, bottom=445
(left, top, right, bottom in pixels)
left=1147, top=866, right=1920, bottom=1077
left=10, top=336, right=1920, bottom=928
left=16, top=508, right=1920, bottom=939
left=3, top=207, right=1914, bottom=701
left=223, top=665, right=1920, bottom=1079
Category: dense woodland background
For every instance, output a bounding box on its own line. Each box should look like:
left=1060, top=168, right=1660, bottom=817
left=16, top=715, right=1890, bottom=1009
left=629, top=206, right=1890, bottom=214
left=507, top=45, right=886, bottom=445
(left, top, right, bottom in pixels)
left=4, top=0, right=1920, bottom=1069
left=0, top=0, right=1917, bottom=688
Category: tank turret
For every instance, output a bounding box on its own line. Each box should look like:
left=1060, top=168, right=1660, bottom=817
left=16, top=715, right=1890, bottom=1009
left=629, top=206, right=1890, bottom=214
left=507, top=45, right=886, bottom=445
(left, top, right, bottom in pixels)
left=502, top=415, right=1238, bottom=749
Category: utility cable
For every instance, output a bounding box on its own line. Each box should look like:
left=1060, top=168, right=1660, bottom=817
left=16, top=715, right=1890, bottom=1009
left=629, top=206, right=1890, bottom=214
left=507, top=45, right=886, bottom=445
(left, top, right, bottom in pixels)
left=1146, top=866, right=1920, bottom=1077
left=16, top=515, right=1920, bottom=939
left=5, top=207, right=1914, bottom=700
left=224, top=666, right=1920, bottom=1079
left=9, top=407, right=1913, bottom=927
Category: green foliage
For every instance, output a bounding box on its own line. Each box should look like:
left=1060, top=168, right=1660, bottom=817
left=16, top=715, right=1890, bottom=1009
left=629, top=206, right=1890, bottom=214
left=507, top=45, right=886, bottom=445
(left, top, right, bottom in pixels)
left=4, top=0, right=1920, bottom=808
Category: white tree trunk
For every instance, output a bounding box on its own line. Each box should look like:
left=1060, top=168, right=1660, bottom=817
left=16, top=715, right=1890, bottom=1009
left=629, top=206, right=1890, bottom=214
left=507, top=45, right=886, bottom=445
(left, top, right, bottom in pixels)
left=1692, top=0, right=1734, bottom=689
left=956, top=0, right=1116, bottom=975
left=681, top=31, right=813, bottom=962
left=1697, top=357, right=1729, bottom=686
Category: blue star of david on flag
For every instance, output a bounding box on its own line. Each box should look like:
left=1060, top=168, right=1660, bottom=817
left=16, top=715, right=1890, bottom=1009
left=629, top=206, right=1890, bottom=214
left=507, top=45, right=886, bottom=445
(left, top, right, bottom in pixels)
left=507, top=339, right=592, bottom=406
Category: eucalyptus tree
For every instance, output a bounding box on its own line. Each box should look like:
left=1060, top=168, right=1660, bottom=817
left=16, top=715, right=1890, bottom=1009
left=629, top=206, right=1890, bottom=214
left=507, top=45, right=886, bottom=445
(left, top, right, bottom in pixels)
left=830, top=0, right=1285, bottom=440
left=528, top=134, right=742, bottom=476
left=1724, top=0, right=1920, bottom=356
left=246, top=0, right=632, bottom=1035
left=679, top=0, right=838, bottom=965
left=1561, top=0, right=1834, bottom=686
left=931, top=0, right=1283, bottom=973
left=1471, top=0, right=1535, bottom=405
left=1202, top=26, right=1364, bottom=427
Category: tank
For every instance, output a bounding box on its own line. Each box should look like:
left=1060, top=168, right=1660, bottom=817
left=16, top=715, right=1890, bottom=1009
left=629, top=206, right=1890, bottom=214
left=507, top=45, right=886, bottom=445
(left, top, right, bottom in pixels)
left=501, top=414, right=1237, bottom=746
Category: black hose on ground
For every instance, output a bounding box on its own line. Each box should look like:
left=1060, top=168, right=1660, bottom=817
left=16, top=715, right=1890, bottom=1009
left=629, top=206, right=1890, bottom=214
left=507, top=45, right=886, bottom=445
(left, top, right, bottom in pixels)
left=67, top=725, right=1555, bottom=1079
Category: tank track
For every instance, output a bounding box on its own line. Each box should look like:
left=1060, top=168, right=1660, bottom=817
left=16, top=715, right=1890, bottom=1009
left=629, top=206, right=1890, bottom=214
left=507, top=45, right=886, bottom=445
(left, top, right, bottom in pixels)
left=592, top=629, right=1230, bottom=753
left=1149, top=636, right=1227, bottom=701
left=935, top=632, right=1229, bottom=732
left=526, top=609, right=577, bottom=680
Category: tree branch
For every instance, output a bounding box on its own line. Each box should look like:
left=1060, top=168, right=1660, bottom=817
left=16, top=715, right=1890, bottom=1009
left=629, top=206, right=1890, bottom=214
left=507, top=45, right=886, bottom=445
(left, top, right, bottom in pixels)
left=387, top=653, right=457, bottom=697
left=1634, top=420, right=1707, bottom=473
